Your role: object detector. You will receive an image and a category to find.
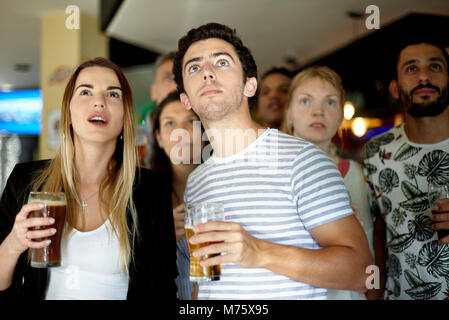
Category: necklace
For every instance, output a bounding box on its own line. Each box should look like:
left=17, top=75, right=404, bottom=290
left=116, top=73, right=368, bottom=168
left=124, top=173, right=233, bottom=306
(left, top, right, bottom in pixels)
left=80, top=190, right=99, bottom=211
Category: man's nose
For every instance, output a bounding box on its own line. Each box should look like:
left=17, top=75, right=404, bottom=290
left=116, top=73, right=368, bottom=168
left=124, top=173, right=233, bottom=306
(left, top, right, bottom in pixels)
left=202, top=64, right=216, bottom=81
left=417, top=69, right=431, bottom=83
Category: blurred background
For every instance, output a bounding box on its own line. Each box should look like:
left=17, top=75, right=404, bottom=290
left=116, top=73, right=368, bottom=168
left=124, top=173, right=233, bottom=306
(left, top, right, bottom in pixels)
left=0, top=0, right=448, bottom=192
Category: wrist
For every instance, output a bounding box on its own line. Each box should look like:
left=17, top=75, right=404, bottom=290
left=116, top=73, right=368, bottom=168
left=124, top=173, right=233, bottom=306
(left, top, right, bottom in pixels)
left=255, top=238, right=272, bottom=269
left=1, top=234, right=23, bottom=260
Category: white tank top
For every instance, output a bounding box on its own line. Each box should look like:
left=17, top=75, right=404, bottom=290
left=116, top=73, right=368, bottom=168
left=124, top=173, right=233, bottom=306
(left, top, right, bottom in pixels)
left=45, top=220, right=129, bottom=300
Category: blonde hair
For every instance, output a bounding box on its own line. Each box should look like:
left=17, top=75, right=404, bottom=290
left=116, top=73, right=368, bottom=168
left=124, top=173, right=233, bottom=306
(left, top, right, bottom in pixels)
left=282, top=66, right=345, bottom=135
left=31, top=57, right=139, bottom=274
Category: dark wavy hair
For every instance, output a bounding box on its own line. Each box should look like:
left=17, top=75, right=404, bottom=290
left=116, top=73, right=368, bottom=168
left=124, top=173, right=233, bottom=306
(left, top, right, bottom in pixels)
left=149, top=91, right=207, bottom=183
left=173, top=22, right=258, bottom=107
left=149, top=91, right=180, bottom=183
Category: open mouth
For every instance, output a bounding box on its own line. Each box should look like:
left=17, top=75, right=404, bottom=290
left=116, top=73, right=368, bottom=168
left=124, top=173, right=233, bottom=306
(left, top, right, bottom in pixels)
left=88, top=115, right=108, bottom=125
left=310, top=122, right=326, bottom=128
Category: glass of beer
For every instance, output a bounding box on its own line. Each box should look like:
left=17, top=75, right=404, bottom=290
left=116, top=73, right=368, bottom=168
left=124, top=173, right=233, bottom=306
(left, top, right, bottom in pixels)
left=428, top=182, right=449, bottom=240
left=184, top=202, right=224, bottom=282
left=136, top=125, right=149, bottom=167
left=27, top=192, right=67, bottom=268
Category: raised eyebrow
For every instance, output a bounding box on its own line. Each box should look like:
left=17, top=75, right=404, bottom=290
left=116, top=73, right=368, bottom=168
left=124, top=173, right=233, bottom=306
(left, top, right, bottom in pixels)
left=402, top=57, right=446, bottom=69
left=107, top=86, right=122, bottom=91
left=402, top=59, right=418, bottom=69
left=75, top=84, right=93, bottom=91
left=428, top=57, right=446, bottom=66
left=75, top=84, right=122, bottom=91
left=211, top=52, right=235, bottom=63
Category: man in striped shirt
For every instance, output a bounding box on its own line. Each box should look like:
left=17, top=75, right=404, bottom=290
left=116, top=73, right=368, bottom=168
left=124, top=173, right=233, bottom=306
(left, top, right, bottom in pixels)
left=172, top=23, right=372, bottom=299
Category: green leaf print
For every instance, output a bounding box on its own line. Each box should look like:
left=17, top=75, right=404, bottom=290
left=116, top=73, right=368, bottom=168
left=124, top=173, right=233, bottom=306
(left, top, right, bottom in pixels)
left=363, top=163, right=377, bottom=176
left=403, top=163, right=418, bottom=180
left=379, top=168, right=399, bottom=194
left=417, top=150, right=449, bottom=185
left=362, top=133, right=395, bottom=161
left=399, top=181, right=429, bottom=212
left=417, top=241, right=449, bottom=278
left=405, top=253, right=418, bottom=269
left=376, top=132, right=395, bottom=146
left=392, top=208, right=407, bottom=227
left=387, top=254, right=402, bottom=279
left=393, top=143, right=422, bottom=161
left=407, top=214, right=434, bottom=241
left=381, top=196, right=392, bottom=214
left=362, top=141, right=380, bottom=160
left=393, top=279, right=401, bottom=297
left=386, top=225, right=414, bottom=253
left=401, top=180, right=423, bottom=200
left=404, top=271, right=441, bottom=300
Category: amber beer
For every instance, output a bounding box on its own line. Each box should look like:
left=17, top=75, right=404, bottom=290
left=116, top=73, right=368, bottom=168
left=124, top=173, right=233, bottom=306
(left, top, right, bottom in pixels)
left=28, top=192, right=66, bottom=268
left=184, top=203, right=224, bottom=281
left=185, top=228, right=221, bottom=281
left=137, top=144, right=147, bottom=166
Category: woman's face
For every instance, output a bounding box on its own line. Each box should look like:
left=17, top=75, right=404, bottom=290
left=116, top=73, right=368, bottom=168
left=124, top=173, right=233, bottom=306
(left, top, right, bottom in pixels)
left=69, top=66, right=124, bottom=146
left=288, top=77, right=343, bottom=146
left=156, top=101, right=203, bottom=165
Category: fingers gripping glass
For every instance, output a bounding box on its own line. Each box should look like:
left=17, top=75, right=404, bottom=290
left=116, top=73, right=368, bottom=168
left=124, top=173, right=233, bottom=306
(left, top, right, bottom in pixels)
left=428, top=183, right=449, bottom=241
left=27, top=192, right=67, bottom=268
left=184, top=203, right=224, bottom=282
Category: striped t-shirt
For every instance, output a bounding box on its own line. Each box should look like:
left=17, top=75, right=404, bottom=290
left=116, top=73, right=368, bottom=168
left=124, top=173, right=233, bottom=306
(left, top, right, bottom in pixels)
left=183, top=128, right=353, bottom=300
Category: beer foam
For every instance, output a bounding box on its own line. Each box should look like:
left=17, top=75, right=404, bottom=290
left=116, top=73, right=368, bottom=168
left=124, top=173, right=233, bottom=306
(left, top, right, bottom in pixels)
left=28, top=200, right=66, bottom=206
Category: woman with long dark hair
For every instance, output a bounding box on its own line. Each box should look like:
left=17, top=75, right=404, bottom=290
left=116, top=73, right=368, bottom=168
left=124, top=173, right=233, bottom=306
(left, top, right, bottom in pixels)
left=150, top=91, right=206, bottom=299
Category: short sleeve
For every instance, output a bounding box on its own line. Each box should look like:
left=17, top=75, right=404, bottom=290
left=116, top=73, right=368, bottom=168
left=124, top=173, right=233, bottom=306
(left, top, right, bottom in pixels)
left=291, top=145, right=353, bottom=230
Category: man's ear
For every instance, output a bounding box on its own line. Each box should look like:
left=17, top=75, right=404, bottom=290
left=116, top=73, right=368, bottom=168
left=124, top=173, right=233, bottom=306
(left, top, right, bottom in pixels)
left=180, top=93, right=192, bottom=111
left=389, top=79, right=399, bottom=99
left=243, top=77, right=258, bottom=98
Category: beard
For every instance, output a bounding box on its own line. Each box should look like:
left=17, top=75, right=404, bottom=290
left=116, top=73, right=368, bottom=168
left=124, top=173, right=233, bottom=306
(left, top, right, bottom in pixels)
left=399, top=82, right=449, bottom=118
left=194, top=83, right=245, bottom=122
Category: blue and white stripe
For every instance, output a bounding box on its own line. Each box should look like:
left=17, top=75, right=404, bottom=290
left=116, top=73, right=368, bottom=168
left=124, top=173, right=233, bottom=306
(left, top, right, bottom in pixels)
left=183, top=129, right=353, bottom=300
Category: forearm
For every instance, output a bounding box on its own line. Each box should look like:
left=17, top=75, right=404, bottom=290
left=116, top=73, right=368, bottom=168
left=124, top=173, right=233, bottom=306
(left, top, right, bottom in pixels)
left=0, top=235, right=21, bottom=291
left=258, top=239, right=370, bottom=292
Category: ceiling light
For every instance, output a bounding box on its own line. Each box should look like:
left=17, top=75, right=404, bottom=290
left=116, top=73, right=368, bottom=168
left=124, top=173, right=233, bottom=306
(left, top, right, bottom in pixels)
left=344, top=102, right=355, bottom=120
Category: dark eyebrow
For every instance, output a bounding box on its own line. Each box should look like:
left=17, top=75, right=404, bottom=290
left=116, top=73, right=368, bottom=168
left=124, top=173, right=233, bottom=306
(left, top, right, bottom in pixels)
left=183, top=52, right=236, bottom=73
left=211, top=52, right=235, bottom=63
left=75, top=84, right=93, bottom=91
left=402, top=57, right=446, bottom=69
left=75, top=84, right=122, bottom=91
left=107, top=86, right=122, bottom=91
left=184, top=57, right=203, bottom=73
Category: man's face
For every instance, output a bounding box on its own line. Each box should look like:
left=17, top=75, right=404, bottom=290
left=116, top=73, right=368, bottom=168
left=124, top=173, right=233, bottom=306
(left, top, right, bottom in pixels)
left=393, top=43, right=449, bottom=118
left=180, top=38, right=253, bottom=122
left=151, top=59, right=177, bottom=104
left=257, top=73, right=291, bottom=128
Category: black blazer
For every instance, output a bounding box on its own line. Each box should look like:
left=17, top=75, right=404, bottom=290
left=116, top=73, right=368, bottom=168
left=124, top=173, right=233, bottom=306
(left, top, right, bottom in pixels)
left=0, top=160, right=178, bottom=301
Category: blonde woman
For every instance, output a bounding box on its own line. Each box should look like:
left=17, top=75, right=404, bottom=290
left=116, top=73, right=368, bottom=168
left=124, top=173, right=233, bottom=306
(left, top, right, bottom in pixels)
left=0, top=58, right=177, bottom=300
left=284, top=66, right=375, bottom=300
